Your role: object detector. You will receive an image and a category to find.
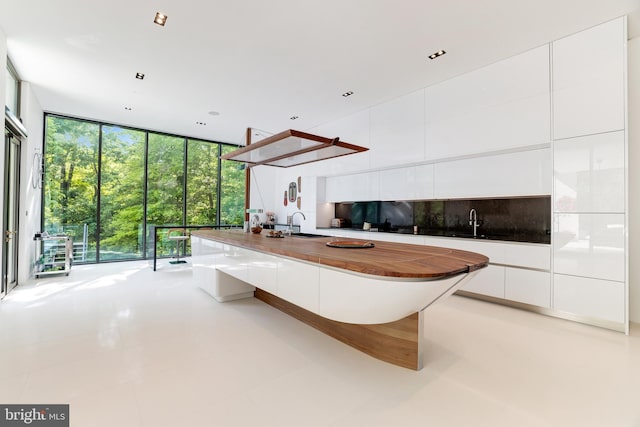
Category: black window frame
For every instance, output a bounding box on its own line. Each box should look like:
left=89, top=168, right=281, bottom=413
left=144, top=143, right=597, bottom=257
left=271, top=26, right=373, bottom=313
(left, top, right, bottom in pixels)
left=41, top=113, right=244, bottom=264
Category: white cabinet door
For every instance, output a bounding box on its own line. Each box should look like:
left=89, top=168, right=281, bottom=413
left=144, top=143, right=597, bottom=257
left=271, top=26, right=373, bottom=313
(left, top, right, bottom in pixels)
left=502, top=243, right=551, bottom=270
left=370, top=89, right=425, bottom=168
left=552, top=17, right=625, bottom=139
left=426, top=44, right=550, bottom=159
left=553, top=213, right=625, bottom=282
left=277, top=258, right=320, bottom=313
left=434, top=148, right=551, bottom=198
left=216, top=244, right=250, bottom=282
left=460, top=264, right=505, bottom=299
left=553, top=131, right=625, bottom=213
left=553, top=274, right=625, bottom=324
left=378, top=164, right=434, bottom=201
left=325, top=172, right=379, bottom=202
left=325, top=175, right=347, bottom=203
left=414, top=164, right=435, bottom=200
left=505, top=268, right=551, bottom=308
left=246, top=251, right=278, bottom=294
left=379, top=167, right=416, bottom=200
left=192, top=237, right=220, bottom=296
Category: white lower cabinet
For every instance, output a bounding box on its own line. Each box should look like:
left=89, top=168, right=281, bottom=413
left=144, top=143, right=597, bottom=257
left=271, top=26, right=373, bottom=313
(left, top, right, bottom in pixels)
left=216, top=244, right=250, bottom=282
left=553, top=274, right=625, bottom=324
left=276, top=258, right=320, bottom=313
left=461, top=264, right=505, bottom=299
left=192, top=237, right=219, bottom=296
left=246, top=251, right=278, bottom=294
left=505, top=268, right=551, bottom=308
left=192, top=239, right=255, bottom=302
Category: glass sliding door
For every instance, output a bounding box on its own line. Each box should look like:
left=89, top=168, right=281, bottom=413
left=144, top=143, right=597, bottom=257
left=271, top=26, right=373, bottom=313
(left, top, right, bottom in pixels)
left=145, top=134, right=185, bottom=257
left=2, top=129, right=20, bottom=296
left=99, top=126, right=145, bottom=260
left=44, top=116, right=99, bottom=262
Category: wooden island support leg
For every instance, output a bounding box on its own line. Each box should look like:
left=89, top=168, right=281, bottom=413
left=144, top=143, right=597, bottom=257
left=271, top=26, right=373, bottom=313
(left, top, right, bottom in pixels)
left=254, top=288, right=424, bottom=370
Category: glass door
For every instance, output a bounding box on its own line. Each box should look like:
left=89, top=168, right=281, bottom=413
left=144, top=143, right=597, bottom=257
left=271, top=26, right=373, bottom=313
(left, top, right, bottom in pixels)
left=3, top=128, right=20, bottom=297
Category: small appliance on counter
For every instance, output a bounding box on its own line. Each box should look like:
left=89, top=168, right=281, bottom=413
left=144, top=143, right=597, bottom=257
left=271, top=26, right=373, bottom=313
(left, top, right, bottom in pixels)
left=331, top=218, right=350, bottom=228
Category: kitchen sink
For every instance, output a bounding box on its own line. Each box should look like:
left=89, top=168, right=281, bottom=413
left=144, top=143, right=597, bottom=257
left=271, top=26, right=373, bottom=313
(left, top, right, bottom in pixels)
left=290, top=232, right=328, bottom=238
left=446, top=233, right=490, bottom=239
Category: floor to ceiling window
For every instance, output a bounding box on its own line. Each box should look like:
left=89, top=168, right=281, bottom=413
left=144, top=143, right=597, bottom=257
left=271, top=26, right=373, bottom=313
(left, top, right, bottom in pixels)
left=186, top=139, right=220, bottom=224
left=220, top=144, right=246, bottom=225
left=43, top=114, right=245, bottom=263
left=145, top=134, right=186, bottom=257
left=99, top=126, right=145, bottom=261
left=43, top=116, right=99, bottom=262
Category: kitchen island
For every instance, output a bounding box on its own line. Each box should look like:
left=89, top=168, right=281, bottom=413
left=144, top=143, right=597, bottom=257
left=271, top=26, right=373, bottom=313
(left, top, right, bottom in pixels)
left=191, top=229, right=488, bottom=370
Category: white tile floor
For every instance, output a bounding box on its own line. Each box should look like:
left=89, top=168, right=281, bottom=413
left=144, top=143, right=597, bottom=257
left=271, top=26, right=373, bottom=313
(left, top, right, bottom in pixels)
left=1, top=260, right=639, bottom=427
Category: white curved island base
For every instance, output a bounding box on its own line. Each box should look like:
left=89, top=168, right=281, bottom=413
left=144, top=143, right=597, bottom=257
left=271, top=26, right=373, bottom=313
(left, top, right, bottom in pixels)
left=191, top=232, right=486, bottom=370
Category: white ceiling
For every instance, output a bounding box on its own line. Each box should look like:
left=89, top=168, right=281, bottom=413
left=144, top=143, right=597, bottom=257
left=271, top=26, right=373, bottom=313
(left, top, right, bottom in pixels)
left=1, top=0, right=639, bottom=145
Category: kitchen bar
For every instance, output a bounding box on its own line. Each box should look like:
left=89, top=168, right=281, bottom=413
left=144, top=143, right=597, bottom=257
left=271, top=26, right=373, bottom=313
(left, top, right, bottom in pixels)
left=191, top=229, right=488, bottom=369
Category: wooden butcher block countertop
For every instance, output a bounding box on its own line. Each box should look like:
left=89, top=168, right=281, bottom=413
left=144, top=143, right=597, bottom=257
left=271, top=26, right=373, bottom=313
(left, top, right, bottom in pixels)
left=191, top=229, right=489, bottom=280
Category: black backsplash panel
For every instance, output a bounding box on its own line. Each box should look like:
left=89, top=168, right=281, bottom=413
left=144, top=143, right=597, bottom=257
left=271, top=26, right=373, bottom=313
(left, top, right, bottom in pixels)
left=335, top=196, right=551, bottom=244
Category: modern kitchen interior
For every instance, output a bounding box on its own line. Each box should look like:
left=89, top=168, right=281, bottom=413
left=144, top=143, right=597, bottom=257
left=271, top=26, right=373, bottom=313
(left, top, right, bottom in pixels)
left=1, top=1, right=640, bottom=426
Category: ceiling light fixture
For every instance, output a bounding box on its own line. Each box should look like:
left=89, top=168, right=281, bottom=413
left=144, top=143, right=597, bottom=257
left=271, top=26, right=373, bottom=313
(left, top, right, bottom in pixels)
left=428, top=50, right=446, bottom=60
left=342, top=91, right=354, bottom=97
left=208, top=111, right=220, bottom=116
left=290, top=116, right=299, bottom=120
left=196, top=121, right=207, bottom=126
left=124, top=106, right=132, bottom=111
left=154, top=12, right=168, bottom=26
left=135, top=72, right=145, bottom=80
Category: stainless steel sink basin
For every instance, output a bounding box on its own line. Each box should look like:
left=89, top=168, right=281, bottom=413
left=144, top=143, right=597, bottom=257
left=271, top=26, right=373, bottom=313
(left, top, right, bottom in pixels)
left=290, top=233, right=327, bottom=238
left=446, top=233, right=490, bottom=239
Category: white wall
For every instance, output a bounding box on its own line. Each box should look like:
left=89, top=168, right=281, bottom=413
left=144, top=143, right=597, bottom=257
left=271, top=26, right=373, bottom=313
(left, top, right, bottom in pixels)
left=18, top=82, right=44, bottom=283
left=628, top=35, right=640, bottom=324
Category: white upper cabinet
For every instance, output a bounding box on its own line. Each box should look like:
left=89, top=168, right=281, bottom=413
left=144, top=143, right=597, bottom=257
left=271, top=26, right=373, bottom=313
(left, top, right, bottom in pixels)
left=369, top=89, right=425, bottom=168
left=434, top=148, right=551, bottom=199
left=378, top=164, right=434, bottom=201
left=425, top=45, right=550, bottom=160
left=325, top=171, right=380, bottom=202
left=554, top=131, right=625, bottom=213
left=552, top=17, right=625, bottom=139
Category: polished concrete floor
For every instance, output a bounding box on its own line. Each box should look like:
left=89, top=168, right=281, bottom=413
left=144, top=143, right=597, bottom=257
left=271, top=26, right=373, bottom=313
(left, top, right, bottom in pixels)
left=0, top=260, right=639, bottom=427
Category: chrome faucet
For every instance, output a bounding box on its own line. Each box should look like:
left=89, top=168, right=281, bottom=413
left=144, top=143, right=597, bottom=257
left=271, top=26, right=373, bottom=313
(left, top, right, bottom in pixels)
left=289, top=211, right=306, bottom=233
left=469, top=208, right=479, bottom=237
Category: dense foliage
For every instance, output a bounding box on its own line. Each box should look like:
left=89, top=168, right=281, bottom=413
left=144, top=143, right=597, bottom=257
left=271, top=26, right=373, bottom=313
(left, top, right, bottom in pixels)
left=44, top=115, right=245, bottom=262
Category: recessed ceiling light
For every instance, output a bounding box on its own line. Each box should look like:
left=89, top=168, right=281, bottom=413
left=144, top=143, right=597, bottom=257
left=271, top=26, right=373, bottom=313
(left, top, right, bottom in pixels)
left=428, top=50, right=446, bottom=60
left=342, top=91, right=354, bottom=97
left=124, top=106, right=132, bottom=111
left=135, top=72, right=145, bottom=80
left=196, top=121, right=207, bottom=126
left=290, top=116, right=299, bottom=120
left=208, top=111, right=220, bottom=116
left=154, top=12, right=168, bottom=26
